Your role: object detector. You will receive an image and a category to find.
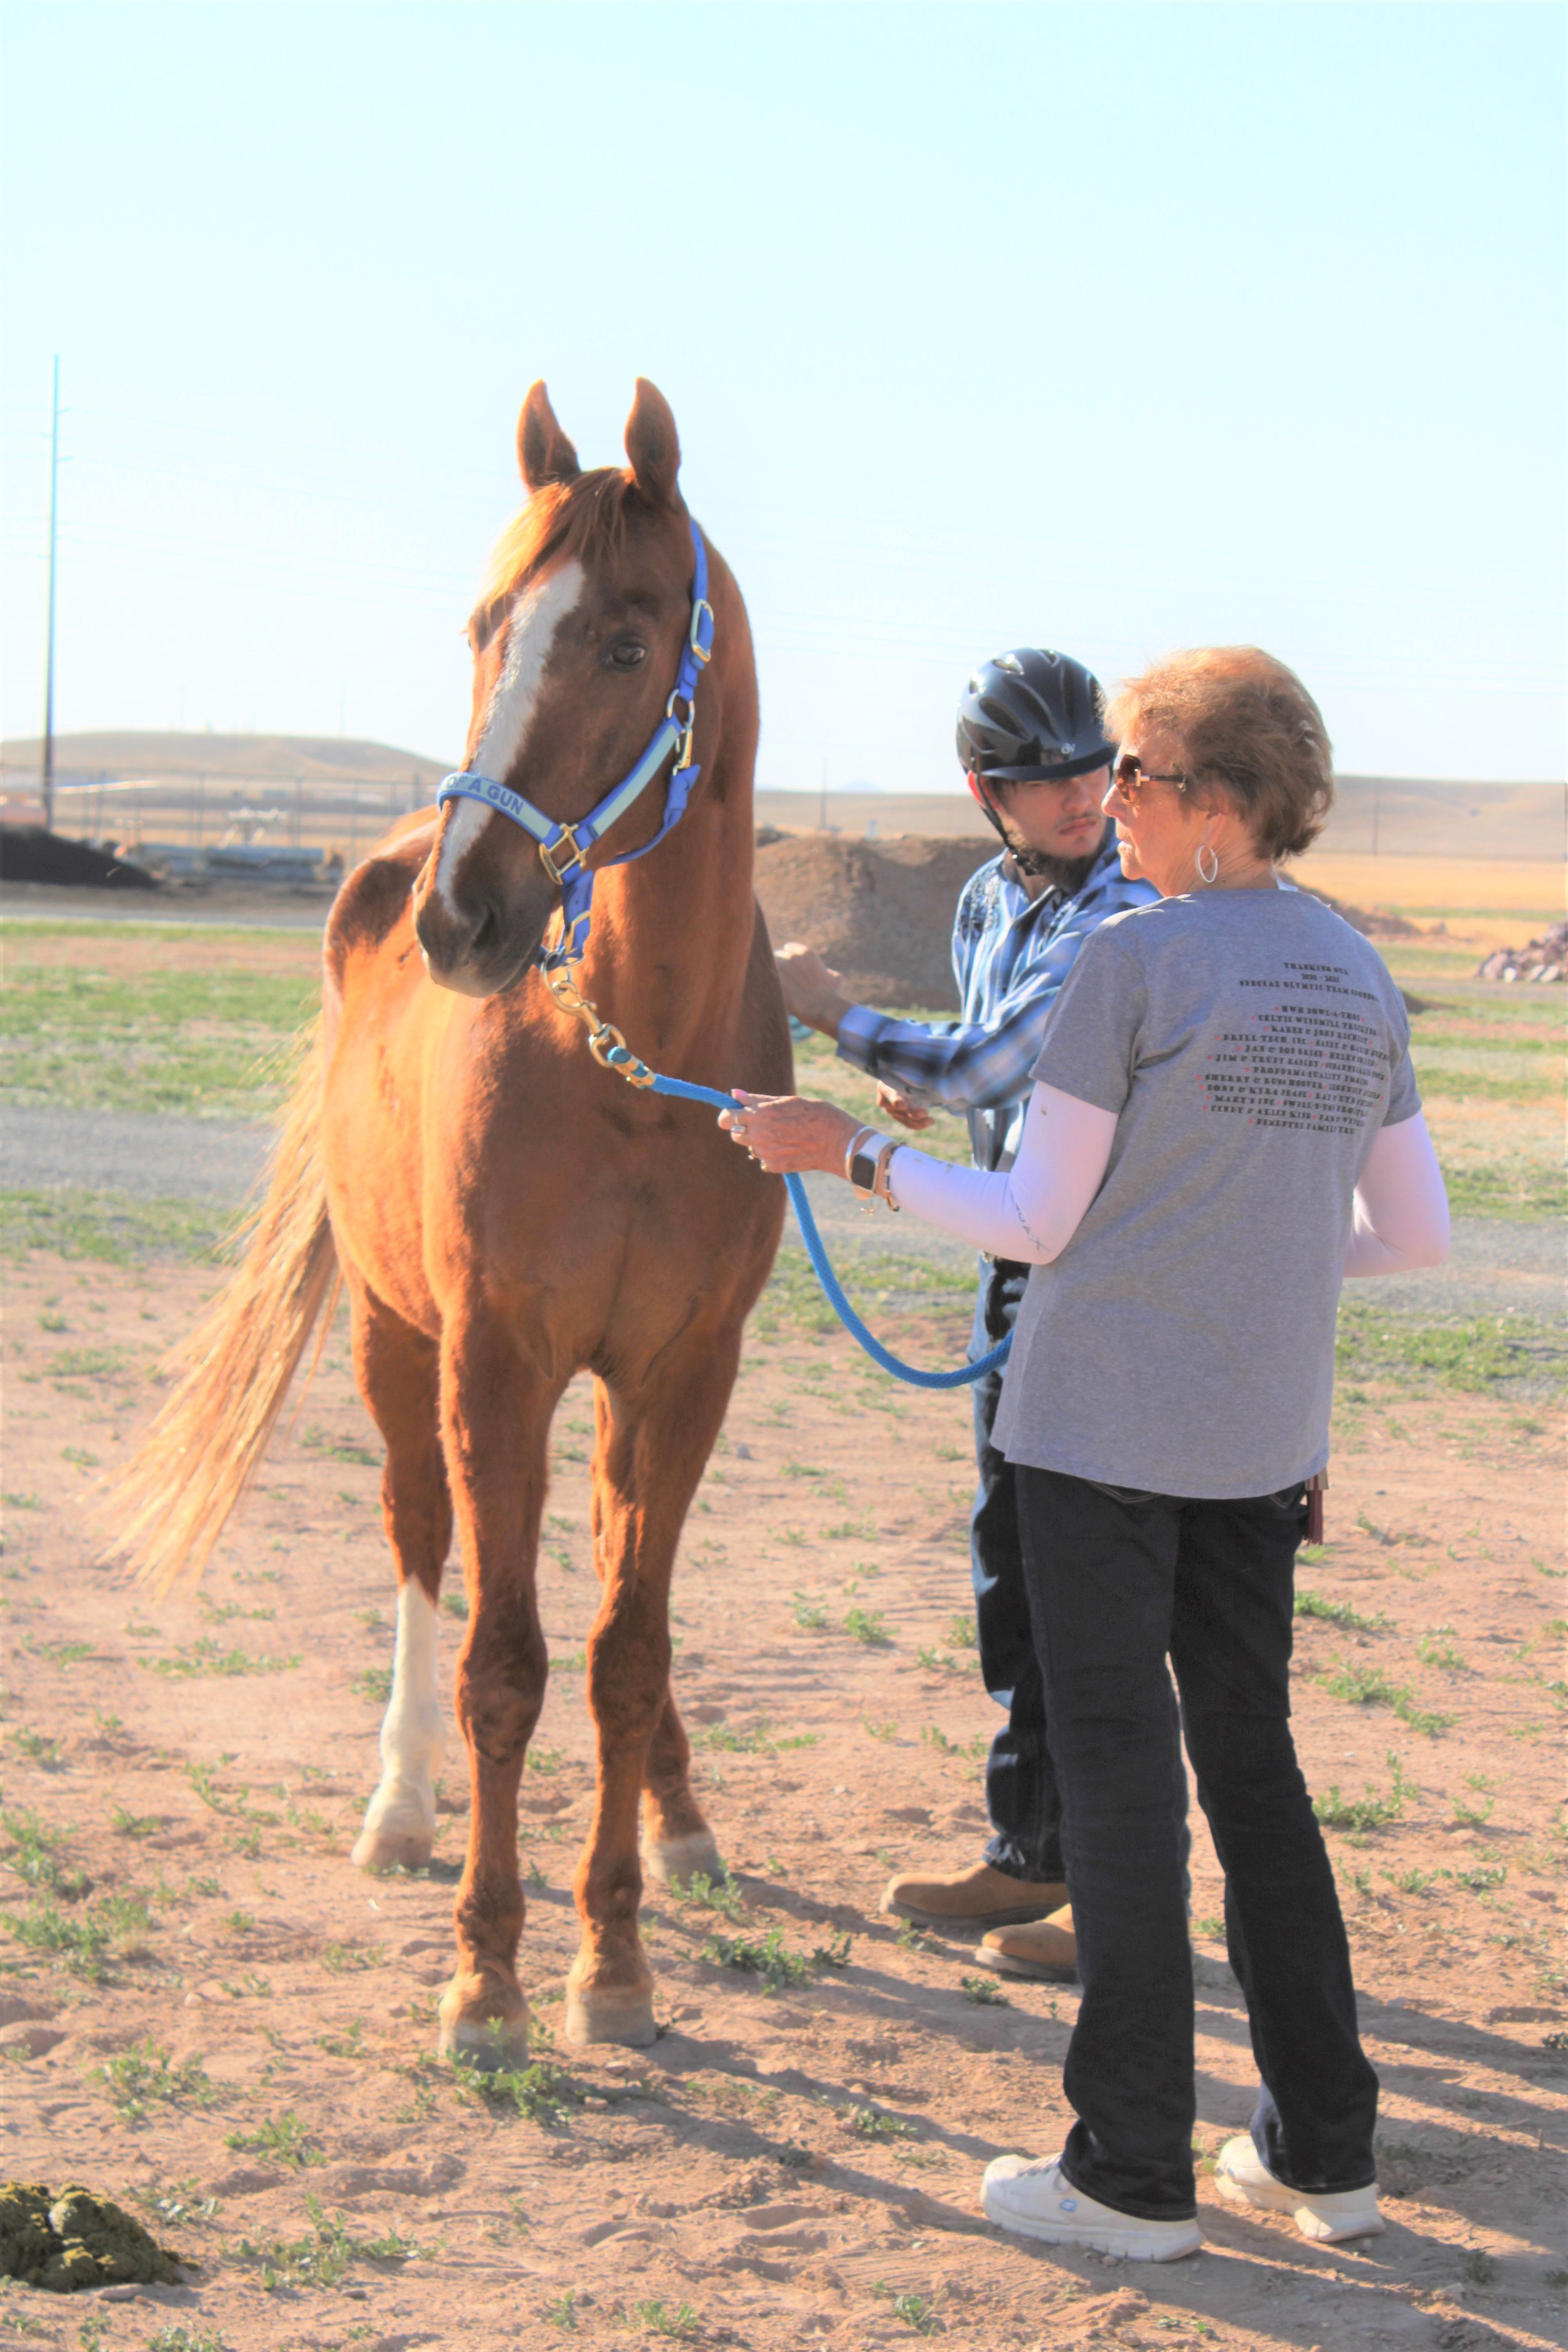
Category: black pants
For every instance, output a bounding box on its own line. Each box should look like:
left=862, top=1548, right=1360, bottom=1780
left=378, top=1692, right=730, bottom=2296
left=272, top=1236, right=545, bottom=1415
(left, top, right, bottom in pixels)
left=970, top=1264, right=1187, bottom=1888
left=1016, top=1466, right=1379, bottom=2218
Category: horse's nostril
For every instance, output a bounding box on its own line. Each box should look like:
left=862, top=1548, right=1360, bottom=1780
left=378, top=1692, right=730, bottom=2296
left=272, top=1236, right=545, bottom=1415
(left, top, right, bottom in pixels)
left=468, top=898, right=497, bottom=957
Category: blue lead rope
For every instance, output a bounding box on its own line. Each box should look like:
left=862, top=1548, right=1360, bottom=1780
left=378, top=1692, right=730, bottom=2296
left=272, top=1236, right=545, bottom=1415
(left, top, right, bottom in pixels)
left=607, top=1057, right=1012, bottom=1391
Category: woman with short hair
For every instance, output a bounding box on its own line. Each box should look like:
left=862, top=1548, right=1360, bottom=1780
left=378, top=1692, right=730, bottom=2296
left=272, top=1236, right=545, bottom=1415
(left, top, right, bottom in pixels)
left=721, top=647, right=1448, bottom=2262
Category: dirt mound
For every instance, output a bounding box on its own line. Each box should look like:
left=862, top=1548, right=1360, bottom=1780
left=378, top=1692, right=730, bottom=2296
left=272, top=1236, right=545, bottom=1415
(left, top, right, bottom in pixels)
left=1298, top=884, right=1420, bottom=940
left=753, top=833, right=996, bottom=1010
left=0, top=827, right=158, bottom=890
left=750, top=840, right=1427, bottom=1011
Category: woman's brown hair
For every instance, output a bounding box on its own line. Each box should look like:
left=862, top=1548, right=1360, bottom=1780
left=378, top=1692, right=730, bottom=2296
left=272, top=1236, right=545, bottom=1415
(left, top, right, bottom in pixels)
left=1107, top=648, right=1333, bottom=859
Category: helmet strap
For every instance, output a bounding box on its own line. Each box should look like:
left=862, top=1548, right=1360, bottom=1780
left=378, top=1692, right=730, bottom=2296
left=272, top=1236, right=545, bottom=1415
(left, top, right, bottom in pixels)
left=966, top=770, right=1010, bottom=848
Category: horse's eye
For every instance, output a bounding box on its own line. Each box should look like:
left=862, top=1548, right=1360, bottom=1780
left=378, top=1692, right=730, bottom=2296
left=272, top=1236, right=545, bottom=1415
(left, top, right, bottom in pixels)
left=605, top=638, right=647, bottom=672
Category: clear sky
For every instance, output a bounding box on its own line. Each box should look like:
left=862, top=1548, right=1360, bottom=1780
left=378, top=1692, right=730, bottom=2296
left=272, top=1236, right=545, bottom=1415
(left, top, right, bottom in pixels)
left=3, top=1, right=1562, bottom=790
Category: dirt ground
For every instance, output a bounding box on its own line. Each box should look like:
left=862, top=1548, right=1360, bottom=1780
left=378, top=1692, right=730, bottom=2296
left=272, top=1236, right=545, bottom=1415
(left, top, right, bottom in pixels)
left=2, top=1249, right=1564, bottom=2352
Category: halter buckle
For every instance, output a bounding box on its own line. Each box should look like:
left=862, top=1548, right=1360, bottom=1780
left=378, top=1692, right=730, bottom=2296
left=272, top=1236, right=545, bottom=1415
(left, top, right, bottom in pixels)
left=538, top=822, right=589, bottom=887
left=666, top=690, right=697, bottom=773
left=689, top=598, right=715, bottom=666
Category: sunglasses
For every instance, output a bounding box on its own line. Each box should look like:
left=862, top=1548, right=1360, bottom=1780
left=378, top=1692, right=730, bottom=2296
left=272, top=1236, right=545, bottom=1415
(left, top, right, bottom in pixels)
left=1110, top=753, right=1190, bottom=807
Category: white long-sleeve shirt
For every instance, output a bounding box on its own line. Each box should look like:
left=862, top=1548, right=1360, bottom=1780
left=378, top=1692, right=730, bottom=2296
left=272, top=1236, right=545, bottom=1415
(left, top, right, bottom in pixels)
left=887, top=1081, right=1451, bottom=1278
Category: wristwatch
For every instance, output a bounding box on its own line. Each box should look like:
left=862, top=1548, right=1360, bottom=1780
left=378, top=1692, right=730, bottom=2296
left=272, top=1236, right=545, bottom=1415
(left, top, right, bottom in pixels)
left=847, top=1127, right=887, bottom=1205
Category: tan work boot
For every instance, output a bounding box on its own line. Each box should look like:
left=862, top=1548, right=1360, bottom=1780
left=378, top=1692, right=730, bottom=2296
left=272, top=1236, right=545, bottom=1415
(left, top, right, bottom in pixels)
left=974, top=1902, right=1078, bottom=1982
left=881, top=1860, right=1067, bottom=1932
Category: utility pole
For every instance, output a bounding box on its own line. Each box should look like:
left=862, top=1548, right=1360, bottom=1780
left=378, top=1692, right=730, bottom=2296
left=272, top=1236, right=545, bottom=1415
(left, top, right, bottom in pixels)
left=40, top=357, right=60, bottom=832
left=818, top=756, right=827, bottom=831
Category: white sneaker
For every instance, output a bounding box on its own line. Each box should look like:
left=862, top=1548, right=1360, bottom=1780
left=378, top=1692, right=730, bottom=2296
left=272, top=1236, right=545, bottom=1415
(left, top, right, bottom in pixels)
left=982, top=2154, right=1202, bottom=2261
left=1216, top=2134, right=1384, bottom=2243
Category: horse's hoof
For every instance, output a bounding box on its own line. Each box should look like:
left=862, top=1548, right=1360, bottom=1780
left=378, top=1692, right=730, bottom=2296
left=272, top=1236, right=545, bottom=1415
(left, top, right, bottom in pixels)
left=563, top=1980, right=657, bottom=2048
left=641, top=1828, right=726, bottom=1889
left=350, top=1823, right=433, bottom=1873
left=438, top=1984, right=531, bottom=2072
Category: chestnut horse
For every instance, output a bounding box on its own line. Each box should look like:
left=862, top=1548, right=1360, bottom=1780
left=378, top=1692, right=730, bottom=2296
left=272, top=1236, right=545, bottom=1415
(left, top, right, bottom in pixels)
left=115, top=379, right=791, bottom=2055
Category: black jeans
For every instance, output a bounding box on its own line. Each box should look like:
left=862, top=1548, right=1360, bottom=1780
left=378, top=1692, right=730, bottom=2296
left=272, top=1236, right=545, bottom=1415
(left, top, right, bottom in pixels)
left=968, top=1265, right=1188, bottom=1890
left=1015, top=1466, right=1379, bottom=2219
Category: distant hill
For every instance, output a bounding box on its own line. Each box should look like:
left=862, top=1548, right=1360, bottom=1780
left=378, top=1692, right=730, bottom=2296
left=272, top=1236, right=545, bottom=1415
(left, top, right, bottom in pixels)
left=0, top=731, right=451, bottom=790
left=758, top=776, right=1563, bottom=862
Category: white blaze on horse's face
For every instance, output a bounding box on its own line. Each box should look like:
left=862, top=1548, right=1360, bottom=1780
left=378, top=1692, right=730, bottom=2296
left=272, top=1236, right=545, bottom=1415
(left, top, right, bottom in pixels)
left=432, top=558, right=585, bottom=916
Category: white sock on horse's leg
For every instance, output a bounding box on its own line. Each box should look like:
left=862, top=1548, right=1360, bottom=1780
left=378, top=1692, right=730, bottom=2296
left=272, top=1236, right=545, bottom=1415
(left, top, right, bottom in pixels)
left=351, top=1579, right=443, bottom=1871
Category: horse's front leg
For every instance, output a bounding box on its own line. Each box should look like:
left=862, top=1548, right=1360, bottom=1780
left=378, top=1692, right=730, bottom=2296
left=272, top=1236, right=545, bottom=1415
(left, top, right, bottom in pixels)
left=566, top=1328, right=741, bottom=2047
left=437, top=1308, right=558, bottom=2070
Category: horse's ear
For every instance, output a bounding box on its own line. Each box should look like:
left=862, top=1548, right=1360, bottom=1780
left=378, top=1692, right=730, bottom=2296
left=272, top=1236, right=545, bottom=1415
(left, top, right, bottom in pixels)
left=623, top=378, right=682, bottom=507
left=518, top=382, right=581, bottom=490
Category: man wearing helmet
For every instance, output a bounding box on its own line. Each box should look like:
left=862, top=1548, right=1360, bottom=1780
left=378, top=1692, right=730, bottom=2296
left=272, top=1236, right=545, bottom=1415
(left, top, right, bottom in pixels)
left=775, top=649, right=1163, bottom=1983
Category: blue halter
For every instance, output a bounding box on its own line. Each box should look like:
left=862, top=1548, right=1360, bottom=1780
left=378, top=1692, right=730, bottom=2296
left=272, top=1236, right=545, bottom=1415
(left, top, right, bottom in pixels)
left=435, top=518, right=715, bottom=970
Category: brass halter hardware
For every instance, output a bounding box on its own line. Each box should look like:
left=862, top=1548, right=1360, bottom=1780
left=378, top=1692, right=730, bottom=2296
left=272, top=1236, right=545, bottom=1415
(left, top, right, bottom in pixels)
left=546, top=967, right=657, bottom=1087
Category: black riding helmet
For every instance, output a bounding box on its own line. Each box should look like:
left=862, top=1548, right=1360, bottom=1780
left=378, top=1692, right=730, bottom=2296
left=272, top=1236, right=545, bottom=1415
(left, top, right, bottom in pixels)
left=955, top=649, right=1115, bottom=786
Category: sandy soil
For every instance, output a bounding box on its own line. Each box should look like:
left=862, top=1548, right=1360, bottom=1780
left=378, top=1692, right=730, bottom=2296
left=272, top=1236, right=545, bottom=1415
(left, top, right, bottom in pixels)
left=1, top=1252, right=1564, bottom=2352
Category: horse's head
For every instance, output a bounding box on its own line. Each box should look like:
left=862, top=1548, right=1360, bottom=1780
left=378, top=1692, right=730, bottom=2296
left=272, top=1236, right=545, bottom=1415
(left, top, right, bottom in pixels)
left=413, top=378, right=704, bottom=997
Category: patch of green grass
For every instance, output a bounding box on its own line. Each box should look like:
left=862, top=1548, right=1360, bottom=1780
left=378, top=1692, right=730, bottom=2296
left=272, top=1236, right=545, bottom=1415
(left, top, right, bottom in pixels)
left=1440, top=1162, right=1567, bottom=1220
left=110, top=1803, right=162, bottom=1837
left=146, top=1639, right=300, bottom=1680
left=961, top=1974, right=1010, bottom=2006
left=844, top=2102, right=914, bottom=2138
left=1317, top=1659, right=1455, bottom=1735
left=1, top=1804, right=88, bottom=1895
left=29, top=1638, right=96, bottom=1668
left=1314, top=1751, right=1412, bottom=1832
left=322, top=1939, right=385, bottom=1973
left=843, top=1606, right=890, bottom=1646
left=10, top=1727, right=66, bottom=1768
left=448, top=2055, right=574, bottom=2122
left=669, top=1868, right=747, bottom=1922
left=236, top=2190, right=421, bottom=2288
left=351, top=1666, right=393, bottom=1705
left=627, top=2301, right=700, bottom=2339
left=145, top=2329, right=227, bottom=2352
left=224, top=2109, right=324, bottom=2167
left=1295, top=1589, right=1388, bottom=1632
left=790, top=1591, right=827, bottom=1631
left=700, top=1926, right=818, bottom=1991
left=0, top=1185, right=231, bottom=1266
left=96, top=2036, right=216, bottom=2121
left=0, top=951, right=317, bottom=1118
left=1417, top=1627, right=1469, bottom=1672
left=1335, top=1304, right=1565, bottom=1396
left=693, top=1719, right=776, bottom=1754
left=5, top=1898, right=115, bottom=1977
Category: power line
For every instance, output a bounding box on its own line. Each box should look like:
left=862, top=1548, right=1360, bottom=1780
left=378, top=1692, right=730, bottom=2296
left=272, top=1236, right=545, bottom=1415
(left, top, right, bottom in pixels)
left=40, top=358, right=60, bottom=830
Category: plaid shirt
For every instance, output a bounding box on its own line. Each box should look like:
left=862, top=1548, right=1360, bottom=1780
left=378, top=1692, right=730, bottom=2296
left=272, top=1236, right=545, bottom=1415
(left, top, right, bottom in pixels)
left=836, top=835, right=1157, bottom=1170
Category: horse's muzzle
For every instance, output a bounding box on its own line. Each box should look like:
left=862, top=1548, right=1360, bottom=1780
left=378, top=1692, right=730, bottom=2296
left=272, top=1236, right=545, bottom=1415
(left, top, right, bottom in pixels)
left=412, top=860, right=555, bottom=999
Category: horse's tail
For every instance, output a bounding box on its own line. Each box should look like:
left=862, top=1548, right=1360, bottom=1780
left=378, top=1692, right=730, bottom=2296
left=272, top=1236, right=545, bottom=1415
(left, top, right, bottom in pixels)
left=107, top=1024, right=340, bottom=1596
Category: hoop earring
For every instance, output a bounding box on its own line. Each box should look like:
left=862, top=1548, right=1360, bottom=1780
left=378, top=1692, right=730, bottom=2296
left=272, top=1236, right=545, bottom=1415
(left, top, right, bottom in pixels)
left=1195, top=844, right=1219, bottom=886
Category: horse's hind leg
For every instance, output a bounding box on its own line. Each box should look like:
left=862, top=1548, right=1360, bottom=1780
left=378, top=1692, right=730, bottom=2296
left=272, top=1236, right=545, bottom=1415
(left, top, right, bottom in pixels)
left=640, top=1697, right=724, bottom=1886
left=568, top=1329, right=739, bottom=2047
left=588, top=1453, right=723, bottom=1888
left=346, top=1279, right=453, bottom=1875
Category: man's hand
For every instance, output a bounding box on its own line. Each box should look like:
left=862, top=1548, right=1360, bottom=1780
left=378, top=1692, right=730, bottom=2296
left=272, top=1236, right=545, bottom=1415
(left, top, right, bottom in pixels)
left=876, top=1080, right=933, bottom=1132
left=775, top=941, right=854, bottom=1040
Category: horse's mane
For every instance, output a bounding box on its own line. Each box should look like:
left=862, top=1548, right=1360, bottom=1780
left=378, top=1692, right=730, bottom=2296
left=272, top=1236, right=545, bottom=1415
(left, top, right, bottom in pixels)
left=476, top=468, right=635, bottom=618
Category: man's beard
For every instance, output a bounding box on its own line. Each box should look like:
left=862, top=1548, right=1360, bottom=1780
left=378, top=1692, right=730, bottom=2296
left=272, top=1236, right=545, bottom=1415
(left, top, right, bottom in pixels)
left=997, top=815, right=1108, bottom=895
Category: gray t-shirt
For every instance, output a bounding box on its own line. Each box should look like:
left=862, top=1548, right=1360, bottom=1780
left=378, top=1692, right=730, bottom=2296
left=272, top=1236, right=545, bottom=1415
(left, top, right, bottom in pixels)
left=992, top=886, right=1421, bottom=1498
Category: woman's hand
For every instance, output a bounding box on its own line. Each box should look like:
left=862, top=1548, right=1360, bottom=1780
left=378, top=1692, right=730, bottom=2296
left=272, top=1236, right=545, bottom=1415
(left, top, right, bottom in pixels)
left=719, top=1090, right=862, bottom=1177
